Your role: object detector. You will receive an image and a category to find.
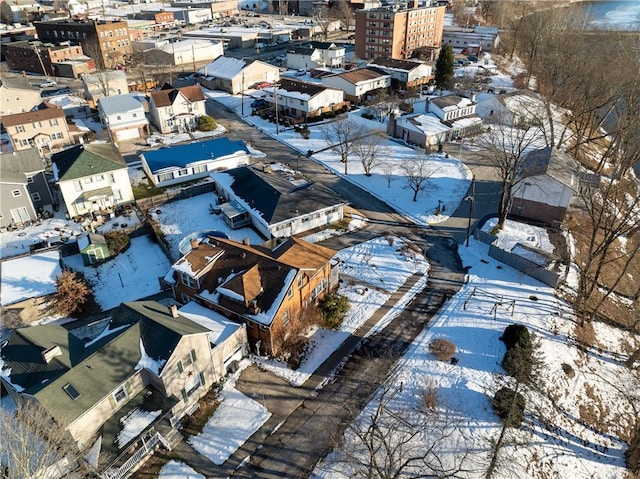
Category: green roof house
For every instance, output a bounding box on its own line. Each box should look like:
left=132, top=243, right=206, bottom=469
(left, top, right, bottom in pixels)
left=51, top=143, right=134, bottom=219
left=0, top=301, right=248, bottom=470
left=78, top=232, right=110, bottom=265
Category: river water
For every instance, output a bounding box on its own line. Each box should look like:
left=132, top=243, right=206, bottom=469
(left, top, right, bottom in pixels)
left=571, top=0, right=640, bottom=30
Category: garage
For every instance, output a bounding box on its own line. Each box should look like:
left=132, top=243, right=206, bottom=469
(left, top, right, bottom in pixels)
left=114, top=127, right=141, bottom=141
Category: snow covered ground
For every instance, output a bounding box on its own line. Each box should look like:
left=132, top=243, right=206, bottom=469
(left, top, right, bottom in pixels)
left=63, top=236, right=171, bottom=310
left=206, top=90, right=473, bottom=227
left=482, top=217, right=555, bottom=253
left=0, top=217, right=83, bottom=259
left=312, top=238, right=637, bottom=479
left=0, top=250, right=62, bottom=306
left=159, top=460, right=204, bottom=479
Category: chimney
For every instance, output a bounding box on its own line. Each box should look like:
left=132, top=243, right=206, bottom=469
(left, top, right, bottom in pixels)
left=168, top=304, right=179, bottom=318
left=190, top=238, right=200, bottom=250
left=249, top=299, right=259, bottom=314
left=242, top=238, right=250, bottom=246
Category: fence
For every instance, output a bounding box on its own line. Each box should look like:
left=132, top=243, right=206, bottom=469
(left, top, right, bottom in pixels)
left=476, top=229, right=561, bottom=288
left=136, top=182, right=216, bottom=212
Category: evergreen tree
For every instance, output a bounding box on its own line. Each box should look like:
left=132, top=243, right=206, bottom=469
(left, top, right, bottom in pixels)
left=434, top=45, right=455, bottom=93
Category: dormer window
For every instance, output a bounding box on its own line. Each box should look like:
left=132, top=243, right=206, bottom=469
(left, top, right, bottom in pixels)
left=181, top=272, right=196, bottom=289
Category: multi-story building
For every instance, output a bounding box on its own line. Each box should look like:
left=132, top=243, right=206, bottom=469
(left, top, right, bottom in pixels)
left=355, top=2, right=445, bottom=60
left=4, top=40, right=89, bottom=77
left=1, top=106, right=74, bottom=152
left=0, top=78, right=41, bottom=116
left=34, top=19, right=132, bottom=67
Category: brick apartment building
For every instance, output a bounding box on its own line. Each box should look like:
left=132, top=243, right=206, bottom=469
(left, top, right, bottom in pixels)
left=4, top=41, right=91, bottom=77
left=355, top=2, right=445, bottom=60
left=34, top=19, right=132, bottom=67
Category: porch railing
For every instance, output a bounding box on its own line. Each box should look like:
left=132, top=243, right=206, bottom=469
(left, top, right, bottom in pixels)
left=101, top=431, right=171, bottom=479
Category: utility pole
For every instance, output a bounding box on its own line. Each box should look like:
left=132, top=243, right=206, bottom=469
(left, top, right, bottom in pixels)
left=32, top=43, right=49, bottom=78
left=274, top=83, right=279, bottom=135
left=241, top=71, right=245, bottom=116
left=465, top=175, right=475, bottom=247
left=192, top=43, right=196, bottom=73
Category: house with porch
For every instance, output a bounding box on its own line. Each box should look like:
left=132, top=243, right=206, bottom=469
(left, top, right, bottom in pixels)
left=212, top=163, right=346, bottom=239
left=1, top=105, right=74, bottom=152
left=285, top=41, right=346, bottom=70
left=262, top=79, right=348, bottom=123
left=164, top=235, right=338, bottom=354
left=321, top=67, right=391, bottom=103
left=148, top=84, right=206, bottom=134
left=368, top=57, right=433, bottom=90
left=52, top=143, right=134, bottom=218
left=0, top=148, right=54, bottom=229
left=140, top=137, right=251, bottom=187
left=98, top=93, right=150, bottom=142
left=0, top=300, right=248, bottom=476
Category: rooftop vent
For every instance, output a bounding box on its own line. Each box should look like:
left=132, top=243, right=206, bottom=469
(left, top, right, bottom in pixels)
left=42, top=345, right=62, bottom=364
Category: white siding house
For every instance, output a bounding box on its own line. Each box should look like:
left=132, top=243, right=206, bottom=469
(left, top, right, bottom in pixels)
left=98, top=94, right=150, bottom=142
left=262, top=79, right=347, bottom=121
left=285, top=41, right=346, bottom=70
left=148, top=85, right=206, bottom=134
left=321, top=68, right=391, bottom=102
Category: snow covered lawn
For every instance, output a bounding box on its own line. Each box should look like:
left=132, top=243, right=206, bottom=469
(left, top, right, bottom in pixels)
left=0, top=217, right=83, bottom=259
left=255, top=236, right=429, bottom=387
left=313, top=238, right=637, bottom=479
left=482, top=217, right=555, bottom=253
left=63, top=236, right=171, bottom=310
left=0, top=250, right=62, bottom=306
left=188, top=384, right=270, bottom=465
left=148, top=192, right=265, bottom=260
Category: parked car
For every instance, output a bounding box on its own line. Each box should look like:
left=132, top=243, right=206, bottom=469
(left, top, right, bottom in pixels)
left=251, top=98, right=267, bottom=108
left=39, top=79, right=57, bottom=88
left=295, top=69, right=307, bottom=76
left=253, top=81, right=272, bottom=89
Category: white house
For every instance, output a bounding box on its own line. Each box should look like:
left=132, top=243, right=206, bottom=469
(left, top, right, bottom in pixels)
left=98, top=93, right=150, bottom=142
left=426, top=95, right=483, bottom=138
left=140, top=137, right=251, bottom=187
left=81, top=70, right=129, bottom=108
left=148, top=84, right=206, bottom=134
left=166, top=6, right=212, bottom=25
left=51, top=143, right=134, bottom=218
left=387, top=112, right=452, bottom=148
left=212, top=163, right=346, bottom=239
left=263, top=79, right=347, bottom=122
left=368, top=57, right=433, bottom=89
left=511, top=147, right=576, bottom=225
left=321, top=68, right=391, bottom=103
left=286, top=41, right=346, bottom=70
left=198, top=57, right=280, bottom=94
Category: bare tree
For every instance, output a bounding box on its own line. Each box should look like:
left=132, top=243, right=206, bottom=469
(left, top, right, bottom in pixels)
left=368, top=91, right=402, bottom=123
left=328, top=0, right=353, bottom=33
left=475, top=115, right=542, bottom=229
left=382, top=160, right=395, bottom=188
left=401, top=157, right=435, bottom=202
left=0, top=402, right=91, bottom=479
left=83, top=42, right=116, bottom=98
left=322, top=117, right=360, bottom=175
left=326, top=383, right=470, bottom=479
left=354, top=128, right=385, bottom=176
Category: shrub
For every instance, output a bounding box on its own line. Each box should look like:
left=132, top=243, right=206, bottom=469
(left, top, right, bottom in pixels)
left=428, top=338, right=457, bottom=361
left=105, top=230, right=130, bottom=255
left=197, top=115, right=217, bottom=131
left=318, top=293, right=349, bottom=329
left=502, top=343, right=532, bottom=382
left=421, top=379, right=439, bottom=411
left=492, top=387, right=525, bottom=427
left=49, top=270, right=97, bottom=317
left=500, top=324, right=531, bottom=351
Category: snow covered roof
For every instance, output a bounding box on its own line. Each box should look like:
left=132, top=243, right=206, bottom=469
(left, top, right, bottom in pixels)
left=396, top=113, right=451, bottom=135
left=429, top=95, right=475, bottom=112
left=157, top=38, right=221, bottom=54
left=179, top=301, right=241, bottom=346
left=199, top=56, right=246, bottom=80
left=0, top=250, right=61, bottom=306
left=98, top=93, right=145, bottom=116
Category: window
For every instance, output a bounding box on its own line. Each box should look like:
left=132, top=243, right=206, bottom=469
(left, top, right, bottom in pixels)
left=132, top=113, right=137, bottom=118
left=31, top=192, right=41, bottom=202
left=110, top=173, right=116, bottom=183
left=16, top=125, right=25, bottom=133
left=84, top=177, right=94, bottom=184
left=157, top=172, right=173, bottom=182
left=62, top=383, right=81, bottom=400
left=193, top=165, right=207, bottom=174
left=27, top=176, right=34, bottom=184
left=181, top=272, right=196, bottom=289
left=181, top=372, right=204, bottom=401
left=281, top=310, right=290, bottom=328
left=75, top=180, right=83, bottom=192
left=176, top=168, right=190, bottom=177
left=11, top=190, right=21, bottom=197
left=49, top=119, right=58, bottom=126
left=178, top=349, right=197, bottom=373
left=116, top=115, right=121, bottom=120
left=297, top=274, right=304, bottom=289
left=287, top=287, right=293, bottom=299
left=10, top=207, right=30, bottom=223
left=113, top=385, right=127, bottom=403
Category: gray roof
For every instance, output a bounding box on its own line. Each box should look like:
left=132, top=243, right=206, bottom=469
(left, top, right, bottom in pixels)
left=520, top=147, right=576, bottom=188
left=0, top=148, right=46, bottom=175
left=0, top=77, right=39, bottom=92
left=98, top=93, right=146, bottom=116
left=370, top=57, right=425, bottom=71
left=214, top=163, right=345, bottom=224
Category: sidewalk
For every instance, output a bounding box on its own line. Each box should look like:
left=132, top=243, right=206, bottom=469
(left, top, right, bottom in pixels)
left=170, top=272, right=426, bottom=478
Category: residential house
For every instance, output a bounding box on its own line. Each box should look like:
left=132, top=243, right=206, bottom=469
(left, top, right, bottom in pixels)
left=142, top=39, right=223, bottom=68
left=148, top=84, right=206, bottom=134
left=442, top=25, right=500, bottom=53
left=0, top=148, right=54, bottom=229
left=0, top=300, right=248, bottom=464
left=321, top=67, right=391, bottom=103
left=78, top=232, right=110, bottom=265
left=0, top=0, right=42, bottom=24
left=212, top=163, right=346, bottom=239
left=198, top=57, right=280, bottom=94
left=388, top=94, right=482, bottom=147
left=0, top=77, right=42, bottom=116
left=285, top=41, right=346, bottom=70
left=81, top=70, right=129, bottom=108
left=1, top=105, right=75, bottom=152
left=141, top=137, right=251, bottom=187
left=170, top=0, right=238, bottom=18
left=355, top=3, right=445, bottom=60
left=52, top=143, right=135, bottom=218
left=98, top=93, right=150, bottom=142
left=34, top=19, right=132, bottom=68
left=262, top=79, right=348, bottom=123
left=368, top=57, right=433, bottom=90
left=511, top=147, right=576, bottom=225
left=164, top=235, right=338, bottom=354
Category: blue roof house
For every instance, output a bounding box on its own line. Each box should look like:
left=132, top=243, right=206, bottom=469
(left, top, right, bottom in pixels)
left=140, top=137, right=251, bottom=188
